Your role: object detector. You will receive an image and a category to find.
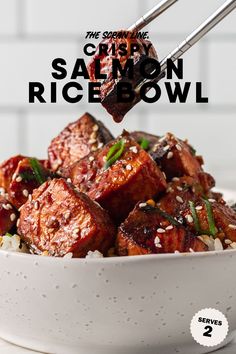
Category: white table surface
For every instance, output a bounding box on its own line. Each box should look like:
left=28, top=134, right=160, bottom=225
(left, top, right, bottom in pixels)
left=0, top=338, right=236, bottom=354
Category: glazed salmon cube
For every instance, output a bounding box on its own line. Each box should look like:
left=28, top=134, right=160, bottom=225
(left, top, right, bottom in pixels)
left=18, top=178, right=116, bottom=257
left=116, top=202, right=207, bottom=256
left=8, top=158, right=53, bottom=209
left=0, top=197, right=17, bottom=235
left=63, top=133, right=167, bottom=223
left=48, top=112, right=113, bottom=172
left=0, top=155, right=25, bottom=193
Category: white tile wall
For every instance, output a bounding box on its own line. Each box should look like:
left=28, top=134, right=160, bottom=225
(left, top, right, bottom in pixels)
left=0, top=0, right=18, bottom=35
left=25, top=0, right=140, bottom=35
left=0, top=113, right=21, bottom=158
left=0, top=0, right=235, bottom=189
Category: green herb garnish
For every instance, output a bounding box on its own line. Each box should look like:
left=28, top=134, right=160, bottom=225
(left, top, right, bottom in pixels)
left=155, top=207, right=181, bottom=226
left=5, top=232, right=13, bottom=237
left=189, top=200, right=217, bottom=237
left=29, top=158, right=45, bottom=185
left=189, top=145, right=196, bottom=156
left=19, top=171, right=36, bottom=182
left=139, top=137, right=150, bottom=150
left=189, top=201, right=201, bottom=234
left=203, top=198, right=217, bottom=237
left=104, top=139, right=125, bottom=169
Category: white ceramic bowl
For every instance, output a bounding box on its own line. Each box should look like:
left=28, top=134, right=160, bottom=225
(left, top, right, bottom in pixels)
left=0, top=189, right=235, bottom=354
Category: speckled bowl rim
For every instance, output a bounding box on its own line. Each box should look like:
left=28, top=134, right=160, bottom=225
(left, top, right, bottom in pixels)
left=0, top=247, right=236, bottom=264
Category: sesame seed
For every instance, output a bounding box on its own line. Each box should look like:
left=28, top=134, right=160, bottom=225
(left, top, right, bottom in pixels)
left=10, top=213, right=16, bottom=222
left=228, top=224, right=236, bottom=230
left=195, top=205, right=203, bottom=211
left=67, top=178, right=72, bottom=183
left=89, top=138, right=97, bottom=145
left=157, top=228, right=165, bottom=233
left=162, top=172, right=167, bottom=180
left=176, top=186, right=183, bottom=191
left=166, top=225, right=173, bottom=230
left=16, top=219, right=20, bottom=227
left=224, top=239, right=232, bottom=245
left=126, top=164, right=132, bottom=171
left=172, top=177, right=180, bottom=182
left=34, top=201, right=39, bottom=210
left=139, top=203, right=147, bottom=208
left=185, top=214, right=193, bottom=223
left=28, top=194, right=32, bottom=202
left=230, top=242, right=236, bottom=249
left=64, top=211, right=70, bottom=220
left=214, top=238, right=223, bottom=251
left=0, top=187, right=5, bottom=195
left=163, top=145, right=170, bottom=151
left=154, top=236, right=160, bottom=247
left=2, top=204, right=8, bottom=210
left=209, top=199, right=216, bottom=203
left=22, top=189, right=29, bottom=197
left=16, top=176, right=22, bottom=183
left=167, top=151, right=173, bottom=159
left=174, top=250, right=180, bottom=254
left=176, top=196, right=184, bottom=203
left=93, top=124, right=99, bottom=132
left=156, top=243, right=162, bottom=248
left=189, top=248, right=195, bottom=253
left=91, top=146, right=97, bottom=152
left=12, top=172, right=17, bottom=181
left=90, top=131, right=97, bottom=139
left=167, top=187, right=174, bottom=193
left=97, top=142, right=104, bottom=149
left=89, top=156, right=94, bottom=162
left=129, top=146, right=138, bottom=154
left=176, top=144, right=182, bottom=151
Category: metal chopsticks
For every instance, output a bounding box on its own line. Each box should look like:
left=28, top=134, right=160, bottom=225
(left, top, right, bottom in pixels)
left=160, top=0, right=236, bottom=72
left=128, top=0, right=178, bottom=32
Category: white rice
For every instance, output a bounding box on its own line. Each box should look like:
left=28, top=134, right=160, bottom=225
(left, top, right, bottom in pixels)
left=0, top=234, right=29, bottom=253
left=86, top=250, right=104, bottom=259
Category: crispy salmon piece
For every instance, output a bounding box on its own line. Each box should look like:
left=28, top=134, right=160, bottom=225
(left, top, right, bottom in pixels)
left=0, top=197, right=17, bottom=235
left=157, top=176, right=209, bottom=217
left=87, top=35, right=158, bottom=123
left=130, top=131, right=160, bottom=153
left=0, top=155, right=25, bottom=193
left=48, top=112, right=113, bottom=172
left=151, top=133, right=203, bottom=181
left=182, top=198, right=236, bottom=248
left=8, top=158, right=53, bottom=209
left=18, top=178, right=116, bottom=257
left=116, top=203, right=207, bottom=255
left=63, top=133, right=167, bottom=223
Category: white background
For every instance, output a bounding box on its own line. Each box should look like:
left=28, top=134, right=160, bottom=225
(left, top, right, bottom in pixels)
left=0, top=0, right=235, bottom=189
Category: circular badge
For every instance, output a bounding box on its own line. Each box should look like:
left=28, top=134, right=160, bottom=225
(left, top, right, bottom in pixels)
left=190, top=308, right=229, bottom=347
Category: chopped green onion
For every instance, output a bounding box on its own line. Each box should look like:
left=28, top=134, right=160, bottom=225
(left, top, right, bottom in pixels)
left=203, top=198, right=217, bottom=237
left=155, top=207, right=181, bottom=227
left=104, top=139, right=125, bottom=169
left=30, top=158, right=45, bottom=185
left=5, top=232, right=13, bottom=237
left=189, top=144, right=196, bottom=156
left=189, top=201, right=201, bottom=234
left=19, top=171, right=36, bottom=182
left=139, top=137, right=150, bottom=150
